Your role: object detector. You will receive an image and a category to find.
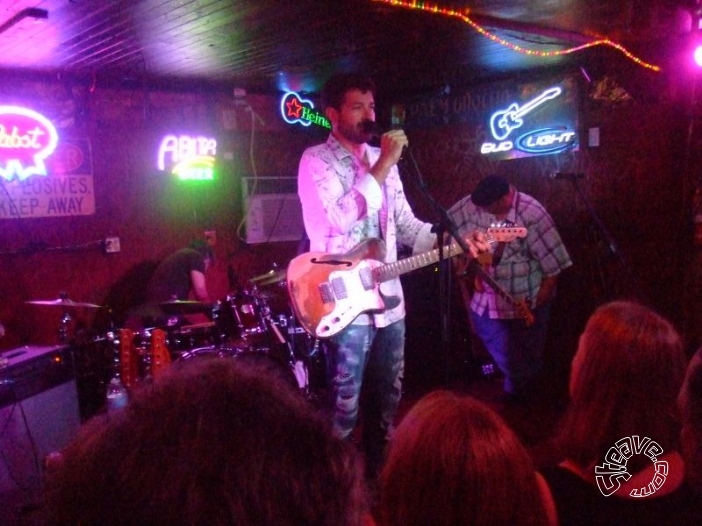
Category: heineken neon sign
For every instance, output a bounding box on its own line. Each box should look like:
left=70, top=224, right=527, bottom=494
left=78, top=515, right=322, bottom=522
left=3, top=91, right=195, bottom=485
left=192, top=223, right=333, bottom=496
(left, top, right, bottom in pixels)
left=280, top=91, right=330, bottom=129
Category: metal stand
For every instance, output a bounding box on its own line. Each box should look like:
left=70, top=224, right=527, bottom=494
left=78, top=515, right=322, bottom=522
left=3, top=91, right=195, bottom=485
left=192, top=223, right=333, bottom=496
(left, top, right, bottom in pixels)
left=402, top=148, right=471, bottom=383
left=567, top=175, right=635, bottom=300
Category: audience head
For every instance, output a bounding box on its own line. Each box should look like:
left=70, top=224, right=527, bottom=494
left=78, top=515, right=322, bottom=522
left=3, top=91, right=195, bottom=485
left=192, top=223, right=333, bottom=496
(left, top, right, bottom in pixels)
left=378, top=390, right=550, bottom=526
left=679, top=346, right=702, bottom=494
left=562, top=300, right=686, bottom=471
left=45, top=355, right=369, bottom=526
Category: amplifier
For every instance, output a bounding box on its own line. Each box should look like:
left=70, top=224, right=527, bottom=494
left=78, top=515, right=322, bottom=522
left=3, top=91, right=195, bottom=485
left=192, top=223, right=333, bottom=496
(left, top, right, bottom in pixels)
left=0, top=345, right=81, bottom=519
left=0, top=345, right=76, bottom=408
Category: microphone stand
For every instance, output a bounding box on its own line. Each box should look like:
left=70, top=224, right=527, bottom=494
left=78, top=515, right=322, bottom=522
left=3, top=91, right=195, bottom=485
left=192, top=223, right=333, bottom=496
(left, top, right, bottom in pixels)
left=566, top=175, right=633, bottom=299
left=402, top=148, right=473, bottom=385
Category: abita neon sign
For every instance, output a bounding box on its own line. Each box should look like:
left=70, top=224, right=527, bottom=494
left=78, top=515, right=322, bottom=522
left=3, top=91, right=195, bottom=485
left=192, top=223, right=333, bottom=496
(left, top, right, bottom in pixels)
left=157, top=134, right=216, bottom=181
left=0, top=106, right=59, bottom=182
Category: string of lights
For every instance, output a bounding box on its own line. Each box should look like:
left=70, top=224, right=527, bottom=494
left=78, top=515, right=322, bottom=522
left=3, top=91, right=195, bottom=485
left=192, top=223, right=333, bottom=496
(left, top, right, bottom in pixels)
left=371, top=0, right=662, bottom=72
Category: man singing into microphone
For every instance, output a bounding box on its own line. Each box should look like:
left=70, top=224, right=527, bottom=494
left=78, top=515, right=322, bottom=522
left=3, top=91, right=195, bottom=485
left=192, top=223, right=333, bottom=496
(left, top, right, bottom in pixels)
left=298, top=72, right=487, bottom=477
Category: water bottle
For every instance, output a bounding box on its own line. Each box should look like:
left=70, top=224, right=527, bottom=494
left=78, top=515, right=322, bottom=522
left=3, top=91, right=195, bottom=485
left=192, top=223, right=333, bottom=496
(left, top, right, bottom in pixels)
left=106, top=375, right=129, bottom=413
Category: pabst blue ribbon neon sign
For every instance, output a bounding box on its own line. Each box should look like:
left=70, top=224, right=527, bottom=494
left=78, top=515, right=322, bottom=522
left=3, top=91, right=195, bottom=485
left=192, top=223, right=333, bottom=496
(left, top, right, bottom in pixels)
left=0, top=106, right=59, bottom=181
left=280, top=91, right=330, bottom=129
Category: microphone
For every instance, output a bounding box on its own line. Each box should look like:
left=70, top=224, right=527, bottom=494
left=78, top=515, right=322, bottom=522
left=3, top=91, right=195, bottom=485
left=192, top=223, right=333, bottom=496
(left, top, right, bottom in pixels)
left=550, top=172, right=585, bottom=180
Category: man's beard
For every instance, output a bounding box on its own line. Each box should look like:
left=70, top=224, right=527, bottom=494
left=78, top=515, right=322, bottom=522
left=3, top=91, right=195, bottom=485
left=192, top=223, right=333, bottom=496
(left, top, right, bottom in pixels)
left=337, top=121, right=370, bottom=145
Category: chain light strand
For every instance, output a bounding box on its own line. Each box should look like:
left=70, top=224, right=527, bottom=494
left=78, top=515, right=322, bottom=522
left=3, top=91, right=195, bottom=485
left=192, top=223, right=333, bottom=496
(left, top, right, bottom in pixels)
left=372, top=0, right=661, bottom=72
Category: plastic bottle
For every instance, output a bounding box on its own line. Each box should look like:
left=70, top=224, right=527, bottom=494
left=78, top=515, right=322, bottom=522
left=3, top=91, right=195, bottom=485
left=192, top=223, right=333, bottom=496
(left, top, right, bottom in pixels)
left=106, top=375, right=129, bottom=412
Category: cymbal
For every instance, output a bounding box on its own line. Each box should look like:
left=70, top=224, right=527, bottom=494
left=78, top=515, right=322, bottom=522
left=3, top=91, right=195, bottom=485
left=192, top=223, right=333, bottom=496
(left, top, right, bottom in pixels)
left=26, top=297, right=104, bottom=308
left=250, top=269, right=280, bottom=282
left=159, top=300, right=213, bottom=315
left=250, top=270, right=286, bottom=286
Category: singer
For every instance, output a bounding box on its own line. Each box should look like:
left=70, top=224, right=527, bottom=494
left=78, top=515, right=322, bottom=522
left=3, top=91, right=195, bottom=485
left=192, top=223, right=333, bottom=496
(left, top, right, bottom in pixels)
left=297, top=72, right=488, bottom=477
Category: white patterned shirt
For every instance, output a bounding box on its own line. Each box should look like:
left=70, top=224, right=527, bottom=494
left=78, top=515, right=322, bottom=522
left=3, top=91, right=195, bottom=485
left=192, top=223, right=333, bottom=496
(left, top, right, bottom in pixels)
left=298, top=134, right=435, bottom=326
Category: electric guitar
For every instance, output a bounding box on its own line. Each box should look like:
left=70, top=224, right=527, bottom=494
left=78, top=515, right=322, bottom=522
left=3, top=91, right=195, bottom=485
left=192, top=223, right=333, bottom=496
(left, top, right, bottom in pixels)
left=286, top=227, right=529, bottom=339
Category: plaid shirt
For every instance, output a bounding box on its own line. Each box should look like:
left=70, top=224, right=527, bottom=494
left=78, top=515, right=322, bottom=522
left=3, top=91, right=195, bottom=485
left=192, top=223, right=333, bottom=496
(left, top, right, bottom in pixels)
left=448, top=189, right=572, bottom=319
left=298, top=134, right=435, bottom=326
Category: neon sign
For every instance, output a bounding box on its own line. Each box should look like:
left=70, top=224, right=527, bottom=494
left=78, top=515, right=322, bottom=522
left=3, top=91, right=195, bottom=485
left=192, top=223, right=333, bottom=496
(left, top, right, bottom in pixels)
left=516, top=128, right=577, bottom=154
left=157, top=135, right=216, bottom=181
left=0, top=106, right=59, bottom=182
left=489, top=87, right=561, bottom=141
left=280, top=91, right=331, bottom=129
left=480, top=85, right=577, bottom=157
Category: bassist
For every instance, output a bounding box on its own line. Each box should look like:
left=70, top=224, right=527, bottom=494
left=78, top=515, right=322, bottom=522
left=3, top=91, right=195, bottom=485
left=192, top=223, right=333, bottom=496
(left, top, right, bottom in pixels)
left=449, top=175, right=573, bottom=401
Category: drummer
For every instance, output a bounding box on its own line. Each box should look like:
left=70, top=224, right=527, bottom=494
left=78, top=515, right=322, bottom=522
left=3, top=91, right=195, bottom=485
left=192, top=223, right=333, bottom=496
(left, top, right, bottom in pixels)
left=129, top=238, right=214, bottom=329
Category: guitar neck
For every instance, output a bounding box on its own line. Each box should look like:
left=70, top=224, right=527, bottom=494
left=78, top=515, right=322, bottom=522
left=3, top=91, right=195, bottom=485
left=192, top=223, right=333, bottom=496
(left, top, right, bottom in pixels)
left=374, top=243, right=465, bottom=283
left=468, top=259, right=518, bottom=306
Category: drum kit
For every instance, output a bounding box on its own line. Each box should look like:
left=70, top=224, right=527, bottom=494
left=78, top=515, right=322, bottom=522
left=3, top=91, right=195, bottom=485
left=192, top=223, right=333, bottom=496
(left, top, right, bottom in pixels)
left=24, top=269, right=322, bottom=397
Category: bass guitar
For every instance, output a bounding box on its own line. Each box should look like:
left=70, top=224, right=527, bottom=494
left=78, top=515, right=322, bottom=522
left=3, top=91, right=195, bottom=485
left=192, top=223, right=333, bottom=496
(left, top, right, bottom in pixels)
left=286, top=227, right=529, bottom=339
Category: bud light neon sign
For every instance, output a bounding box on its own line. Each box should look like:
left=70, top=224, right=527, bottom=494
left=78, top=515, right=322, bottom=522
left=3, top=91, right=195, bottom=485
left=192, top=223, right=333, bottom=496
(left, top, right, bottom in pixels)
left=480, top=84, right=578, bottom=159
left=0, top=106, right=59, bottom=182
left=280, top=91, right=330, bottom=129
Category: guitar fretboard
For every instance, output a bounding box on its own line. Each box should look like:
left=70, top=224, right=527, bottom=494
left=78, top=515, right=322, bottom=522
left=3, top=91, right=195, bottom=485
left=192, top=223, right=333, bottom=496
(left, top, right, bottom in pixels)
left=373, top=243, right=465, bottom=283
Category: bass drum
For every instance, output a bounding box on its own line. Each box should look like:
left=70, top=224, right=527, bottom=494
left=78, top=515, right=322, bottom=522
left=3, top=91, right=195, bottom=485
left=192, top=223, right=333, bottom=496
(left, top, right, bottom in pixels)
left=177, top=340, right=308, bottom=393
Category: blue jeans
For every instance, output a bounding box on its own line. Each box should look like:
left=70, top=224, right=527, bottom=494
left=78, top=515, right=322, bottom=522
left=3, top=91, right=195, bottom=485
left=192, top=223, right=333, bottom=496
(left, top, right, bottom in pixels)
left=324, top=319, right=405, bottom=468
left=470, top=303, right=551, bottom=395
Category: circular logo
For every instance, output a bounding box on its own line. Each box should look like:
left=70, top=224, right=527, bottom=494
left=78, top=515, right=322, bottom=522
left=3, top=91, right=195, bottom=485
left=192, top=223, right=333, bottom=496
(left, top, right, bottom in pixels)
left=595, top=436, right=667, bottom=497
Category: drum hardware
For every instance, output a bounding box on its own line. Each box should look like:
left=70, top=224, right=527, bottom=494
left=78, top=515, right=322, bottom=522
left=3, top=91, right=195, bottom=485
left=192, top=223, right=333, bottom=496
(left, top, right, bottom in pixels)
left=26, top=292, right=105, bottom=343
left=109, top=327, right=171, bottom=388
left=103, top=271, right=323, bottom=396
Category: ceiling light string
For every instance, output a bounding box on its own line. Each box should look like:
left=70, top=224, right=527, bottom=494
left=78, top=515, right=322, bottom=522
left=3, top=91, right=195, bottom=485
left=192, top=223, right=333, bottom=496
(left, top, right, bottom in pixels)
left=371, top=0, right=661, bottom=72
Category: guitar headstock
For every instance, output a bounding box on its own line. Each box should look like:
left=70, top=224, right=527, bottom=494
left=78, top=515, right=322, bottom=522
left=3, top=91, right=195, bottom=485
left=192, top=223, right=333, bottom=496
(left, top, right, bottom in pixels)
left=486, top=226, right=527, bottom=243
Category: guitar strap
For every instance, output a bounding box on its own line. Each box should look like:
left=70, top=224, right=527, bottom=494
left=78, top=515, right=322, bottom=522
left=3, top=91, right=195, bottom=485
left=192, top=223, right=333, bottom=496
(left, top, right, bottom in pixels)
left=379, top=184, right=388, bottom=241
left=491, top=242, right=506, bottom=266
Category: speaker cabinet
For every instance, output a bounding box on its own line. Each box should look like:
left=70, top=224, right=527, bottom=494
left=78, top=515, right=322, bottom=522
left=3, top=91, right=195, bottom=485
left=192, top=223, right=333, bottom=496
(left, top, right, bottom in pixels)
left=0, top=345, right=80, bottom=521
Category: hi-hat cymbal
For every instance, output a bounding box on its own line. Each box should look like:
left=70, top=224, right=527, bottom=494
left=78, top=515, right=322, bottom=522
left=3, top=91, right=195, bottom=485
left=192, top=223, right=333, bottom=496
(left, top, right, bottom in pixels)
left=26, top=297, right=104, bottom=309
left=159, top=300, right=213, bottom=315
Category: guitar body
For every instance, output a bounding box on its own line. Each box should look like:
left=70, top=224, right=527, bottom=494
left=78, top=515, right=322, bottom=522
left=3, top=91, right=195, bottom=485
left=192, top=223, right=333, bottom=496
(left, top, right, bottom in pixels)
left=287, top=238, right=398, bottom=339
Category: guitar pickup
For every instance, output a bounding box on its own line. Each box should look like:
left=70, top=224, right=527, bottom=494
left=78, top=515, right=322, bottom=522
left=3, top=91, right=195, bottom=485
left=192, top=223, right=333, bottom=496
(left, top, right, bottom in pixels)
left=318, top=282, right=334, bottom=304
left=359, top=267, right=374, bottom=290
left=330, top=277, right=348, bottom=299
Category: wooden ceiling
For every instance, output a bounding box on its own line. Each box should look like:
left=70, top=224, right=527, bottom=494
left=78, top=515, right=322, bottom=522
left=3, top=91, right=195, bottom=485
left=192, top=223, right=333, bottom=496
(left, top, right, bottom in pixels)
left=0, top=0, right=695, bottom=95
